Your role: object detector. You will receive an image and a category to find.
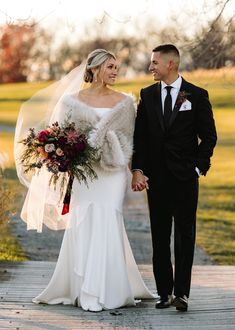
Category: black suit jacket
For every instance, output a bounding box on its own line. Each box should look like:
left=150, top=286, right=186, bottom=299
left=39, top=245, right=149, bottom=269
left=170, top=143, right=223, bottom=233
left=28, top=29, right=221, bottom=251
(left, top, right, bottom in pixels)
left=132, top=78, right=217, bottom=181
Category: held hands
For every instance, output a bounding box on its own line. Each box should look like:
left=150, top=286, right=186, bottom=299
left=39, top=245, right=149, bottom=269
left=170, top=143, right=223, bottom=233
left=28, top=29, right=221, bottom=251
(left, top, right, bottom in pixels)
left=131, top=171, right=149, bottom=192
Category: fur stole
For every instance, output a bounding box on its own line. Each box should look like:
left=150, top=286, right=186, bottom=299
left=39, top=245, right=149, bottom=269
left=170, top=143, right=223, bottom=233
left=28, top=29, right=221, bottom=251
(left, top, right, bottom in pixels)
left=53, top=94, right=136, bottom=171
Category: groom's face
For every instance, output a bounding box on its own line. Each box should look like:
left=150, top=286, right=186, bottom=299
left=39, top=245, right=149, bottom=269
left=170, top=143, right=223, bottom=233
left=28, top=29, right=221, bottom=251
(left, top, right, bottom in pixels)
left=149, top=51, right=170, bottom=81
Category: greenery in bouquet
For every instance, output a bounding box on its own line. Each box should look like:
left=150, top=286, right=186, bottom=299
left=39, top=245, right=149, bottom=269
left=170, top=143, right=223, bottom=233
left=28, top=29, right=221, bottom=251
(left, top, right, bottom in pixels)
left=19, top=119, right=100, bottom=198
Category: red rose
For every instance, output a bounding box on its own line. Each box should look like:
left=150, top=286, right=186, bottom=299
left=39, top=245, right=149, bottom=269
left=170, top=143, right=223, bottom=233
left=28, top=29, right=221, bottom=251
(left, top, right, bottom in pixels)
left=38, top=130, right=50, bottom=142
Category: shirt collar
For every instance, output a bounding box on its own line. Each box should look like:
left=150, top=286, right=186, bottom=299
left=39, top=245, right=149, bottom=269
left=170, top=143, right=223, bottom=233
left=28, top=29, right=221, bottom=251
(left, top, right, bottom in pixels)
left=161, top=75, right=182, bottom=90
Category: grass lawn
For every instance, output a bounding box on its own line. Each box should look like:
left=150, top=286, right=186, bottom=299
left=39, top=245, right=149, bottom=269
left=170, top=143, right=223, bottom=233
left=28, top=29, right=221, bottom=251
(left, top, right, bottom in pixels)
left=0, top=223, right=26, bottom=261
left=196, top=109, right=235, bottom=264
left=0, top=68, right=234, bottom=264
left=0, top=168, right=27, bottom=261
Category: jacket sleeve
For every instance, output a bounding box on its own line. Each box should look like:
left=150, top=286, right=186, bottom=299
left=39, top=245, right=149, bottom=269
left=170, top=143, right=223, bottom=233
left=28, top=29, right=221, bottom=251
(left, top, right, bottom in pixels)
left=131, top=89, right=148, bottom=172
left=196, top=89, right=217, bottom=175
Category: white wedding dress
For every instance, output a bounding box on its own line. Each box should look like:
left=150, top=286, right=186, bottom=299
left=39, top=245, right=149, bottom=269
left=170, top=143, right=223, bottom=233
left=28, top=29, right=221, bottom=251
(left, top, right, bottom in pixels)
left=33, top=107, right=155, bottom=311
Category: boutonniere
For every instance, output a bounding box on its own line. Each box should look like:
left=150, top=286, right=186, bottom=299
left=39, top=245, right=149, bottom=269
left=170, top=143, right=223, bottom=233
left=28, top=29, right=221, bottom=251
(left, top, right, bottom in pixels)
left=176, top=91, right=191, bottom=106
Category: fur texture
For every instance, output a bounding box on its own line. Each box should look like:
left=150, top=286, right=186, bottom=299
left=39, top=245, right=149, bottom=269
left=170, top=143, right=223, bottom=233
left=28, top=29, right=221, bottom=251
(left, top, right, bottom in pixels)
left=53, top=94, right=136, bottom=171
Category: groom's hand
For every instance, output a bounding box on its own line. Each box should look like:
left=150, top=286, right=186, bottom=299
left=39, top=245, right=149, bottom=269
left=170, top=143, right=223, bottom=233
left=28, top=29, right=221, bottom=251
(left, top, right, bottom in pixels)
left=132, top=171, right=149, bottom=191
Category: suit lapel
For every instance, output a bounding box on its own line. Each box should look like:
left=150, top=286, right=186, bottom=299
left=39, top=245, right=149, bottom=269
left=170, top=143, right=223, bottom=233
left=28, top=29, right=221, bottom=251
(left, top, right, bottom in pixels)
left=168, top=78, right=188, bottom=128
left=149, top=78, right=190, bottom=131
left=152, top=82, right=165, bottom=132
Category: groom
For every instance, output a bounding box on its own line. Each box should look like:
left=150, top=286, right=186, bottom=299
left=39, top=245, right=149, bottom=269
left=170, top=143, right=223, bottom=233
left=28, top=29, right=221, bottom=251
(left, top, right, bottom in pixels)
left=131, top=44, right=217, bottom=311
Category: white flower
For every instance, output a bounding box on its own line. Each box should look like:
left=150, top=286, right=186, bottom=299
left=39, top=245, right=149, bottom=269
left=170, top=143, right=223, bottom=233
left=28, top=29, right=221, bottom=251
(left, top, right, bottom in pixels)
left=45, top=144, right=56, bottom=153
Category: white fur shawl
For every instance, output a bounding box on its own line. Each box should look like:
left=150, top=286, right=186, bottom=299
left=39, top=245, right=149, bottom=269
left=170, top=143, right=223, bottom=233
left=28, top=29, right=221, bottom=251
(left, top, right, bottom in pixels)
left=51, top=94, right=136, bottom=171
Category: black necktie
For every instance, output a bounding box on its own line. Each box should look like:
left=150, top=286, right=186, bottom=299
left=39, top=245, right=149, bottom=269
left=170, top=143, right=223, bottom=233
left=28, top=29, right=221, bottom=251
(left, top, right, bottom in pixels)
left=164, top=86, right=173, bottom=128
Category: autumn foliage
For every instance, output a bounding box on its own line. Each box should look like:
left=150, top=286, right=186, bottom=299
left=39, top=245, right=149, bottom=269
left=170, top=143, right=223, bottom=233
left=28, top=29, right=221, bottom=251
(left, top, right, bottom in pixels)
left=0, top=24, right=36, bottom=83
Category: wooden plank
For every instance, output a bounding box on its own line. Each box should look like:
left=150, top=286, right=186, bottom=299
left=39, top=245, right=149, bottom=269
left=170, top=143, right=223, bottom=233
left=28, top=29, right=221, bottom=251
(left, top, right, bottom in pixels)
left=0, top=262, right=235, bottom=329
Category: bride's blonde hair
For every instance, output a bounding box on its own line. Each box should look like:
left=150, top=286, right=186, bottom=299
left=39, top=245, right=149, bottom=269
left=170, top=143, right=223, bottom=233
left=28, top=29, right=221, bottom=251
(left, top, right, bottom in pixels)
left=84, top=49, right=116, bottom=83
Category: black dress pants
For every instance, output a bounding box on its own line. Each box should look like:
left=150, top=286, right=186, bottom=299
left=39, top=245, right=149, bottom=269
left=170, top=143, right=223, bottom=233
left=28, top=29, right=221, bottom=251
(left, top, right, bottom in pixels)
left=147, top=168, right=199, bottom=298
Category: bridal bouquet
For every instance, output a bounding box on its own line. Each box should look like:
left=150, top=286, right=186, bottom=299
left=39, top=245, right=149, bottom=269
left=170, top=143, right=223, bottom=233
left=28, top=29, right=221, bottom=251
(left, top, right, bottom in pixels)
left=19, top=119, right=99, bottom=214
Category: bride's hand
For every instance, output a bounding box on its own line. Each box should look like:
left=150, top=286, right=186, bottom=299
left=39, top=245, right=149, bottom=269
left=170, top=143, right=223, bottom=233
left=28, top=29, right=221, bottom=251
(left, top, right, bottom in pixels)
left=132, top=171, right=149, bottom=191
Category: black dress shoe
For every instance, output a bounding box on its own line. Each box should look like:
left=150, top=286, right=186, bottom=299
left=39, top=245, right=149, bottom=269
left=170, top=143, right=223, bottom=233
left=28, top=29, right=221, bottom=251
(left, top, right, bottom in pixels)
left=155, top=295, right=172, bottom=309
left=172, top=295, right=188, bottom=311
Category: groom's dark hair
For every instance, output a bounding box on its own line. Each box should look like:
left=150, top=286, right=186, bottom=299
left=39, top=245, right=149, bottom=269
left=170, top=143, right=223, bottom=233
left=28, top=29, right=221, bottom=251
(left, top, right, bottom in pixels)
left=152, top=44, right=180, bottom=57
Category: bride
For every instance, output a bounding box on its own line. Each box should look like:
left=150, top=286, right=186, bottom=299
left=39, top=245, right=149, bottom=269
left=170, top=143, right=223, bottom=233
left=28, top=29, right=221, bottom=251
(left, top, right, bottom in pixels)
left=14, top=48, right=155, bottom=312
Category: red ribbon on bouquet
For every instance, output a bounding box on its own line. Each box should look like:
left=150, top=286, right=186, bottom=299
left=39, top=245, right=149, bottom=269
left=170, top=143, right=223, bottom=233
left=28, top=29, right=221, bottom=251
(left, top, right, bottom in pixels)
left=61, top=174, right=74, bottom=215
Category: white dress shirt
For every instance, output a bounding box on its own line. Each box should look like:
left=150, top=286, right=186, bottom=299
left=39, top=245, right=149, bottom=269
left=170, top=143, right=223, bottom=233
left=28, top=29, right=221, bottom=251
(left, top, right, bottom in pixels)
left=161, top=76, right=182, bottom=113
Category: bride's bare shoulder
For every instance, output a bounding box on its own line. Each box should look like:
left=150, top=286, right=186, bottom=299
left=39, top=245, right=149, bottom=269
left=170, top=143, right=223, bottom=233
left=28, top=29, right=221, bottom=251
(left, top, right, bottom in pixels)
left=112, top=91, right=130, bottom=102
left=77, top=89, right=89, bottom=101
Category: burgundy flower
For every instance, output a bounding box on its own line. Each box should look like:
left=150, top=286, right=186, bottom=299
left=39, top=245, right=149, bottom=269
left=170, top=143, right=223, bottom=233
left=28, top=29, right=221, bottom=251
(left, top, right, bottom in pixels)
left=47, top=152, right=55, bottom=160
left=37, top=130, right=50, bottom=142
left=75, top=141, right=86, bottom=152
left=58, top=136, right=67, bottom=147
left=59, top=160, right=70, bottom=172
left=20, top=119, right=99, bottom=218
left=66, top=146, right=77, bottom=157
left=176, top=91, right=191, bottom=106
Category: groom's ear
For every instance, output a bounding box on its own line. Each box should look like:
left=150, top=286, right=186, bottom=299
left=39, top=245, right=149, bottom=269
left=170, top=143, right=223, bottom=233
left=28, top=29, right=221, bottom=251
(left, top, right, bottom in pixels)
left=169, top=56, right=179, bottom=71
left=168, top=60, right=175, bottom=71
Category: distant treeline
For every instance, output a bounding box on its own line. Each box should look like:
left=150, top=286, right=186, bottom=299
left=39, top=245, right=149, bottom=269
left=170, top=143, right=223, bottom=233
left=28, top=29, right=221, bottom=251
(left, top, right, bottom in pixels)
left=0, top=10, right=234, bottom=83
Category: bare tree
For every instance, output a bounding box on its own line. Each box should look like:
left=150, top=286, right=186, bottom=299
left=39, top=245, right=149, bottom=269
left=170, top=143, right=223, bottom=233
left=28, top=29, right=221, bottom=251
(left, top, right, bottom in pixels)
left=189, top=0, right=235, bottom=69
left=1, top=0, right=233, bottom=82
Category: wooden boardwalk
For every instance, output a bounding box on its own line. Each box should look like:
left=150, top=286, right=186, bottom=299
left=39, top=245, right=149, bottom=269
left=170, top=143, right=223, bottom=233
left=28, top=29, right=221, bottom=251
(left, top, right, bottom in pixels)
left=0, top=261, right=235, bottom=329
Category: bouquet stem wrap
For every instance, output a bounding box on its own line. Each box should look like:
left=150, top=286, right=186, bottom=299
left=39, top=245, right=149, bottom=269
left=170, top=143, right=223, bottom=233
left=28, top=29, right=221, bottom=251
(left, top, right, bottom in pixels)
left=61, top=174, right=74, bottom=215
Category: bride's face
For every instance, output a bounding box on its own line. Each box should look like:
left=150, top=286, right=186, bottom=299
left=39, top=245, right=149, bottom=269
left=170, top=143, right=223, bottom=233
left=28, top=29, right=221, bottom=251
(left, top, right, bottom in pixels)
left=98, top=58, right=119, bottom=86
